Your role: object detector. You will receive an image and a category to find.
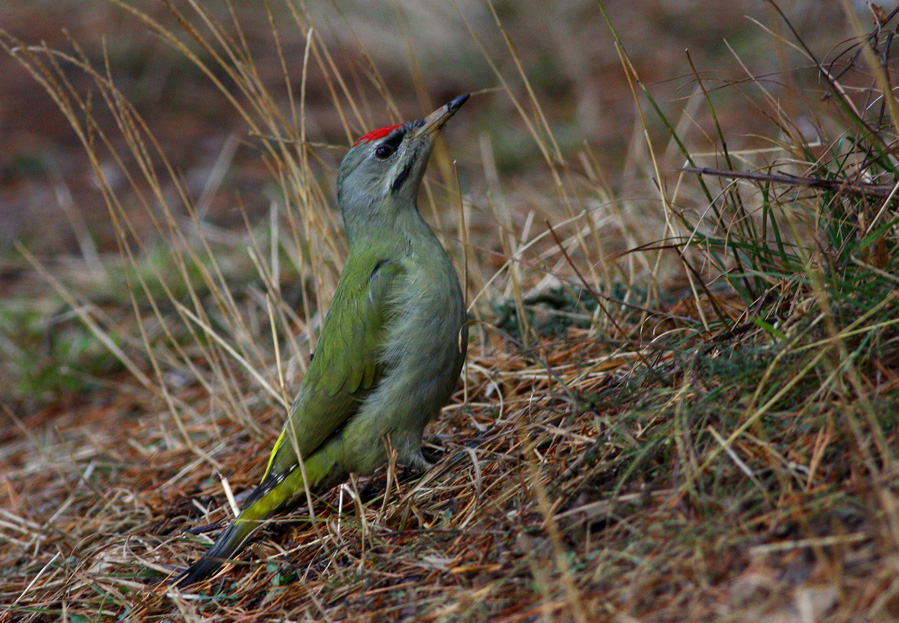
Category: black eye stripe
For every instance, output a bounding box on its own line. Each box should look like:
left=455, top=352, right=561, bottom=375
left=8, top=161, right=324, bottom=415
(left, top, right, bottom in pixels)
left=379, top=128, right=405, bottom=153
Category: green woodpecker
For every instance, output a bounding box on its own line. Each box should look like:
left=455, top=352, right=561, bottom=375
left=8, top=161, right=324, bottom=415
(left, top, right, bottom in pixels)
left=172, top=94, right=470, bottom=587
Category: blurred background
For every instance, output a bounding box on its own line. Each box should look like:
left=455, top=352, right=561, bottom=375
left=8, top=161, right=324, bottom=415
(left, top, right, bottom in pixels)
left=0, top=0, right=855, bottom=257
left=0, top=0, right=883, bottom=425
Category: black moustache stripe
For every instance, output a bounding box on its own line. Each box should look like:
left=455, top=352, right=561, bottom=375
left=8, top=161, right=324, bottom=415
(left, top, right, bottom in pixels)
left=391, top=159, right=415, bottom=193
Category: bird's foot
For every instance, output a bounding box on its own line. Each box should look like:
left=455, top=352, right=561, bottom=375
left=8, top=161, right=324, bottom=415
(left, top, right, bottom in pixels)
left=401, top=450, right=434, bottom=472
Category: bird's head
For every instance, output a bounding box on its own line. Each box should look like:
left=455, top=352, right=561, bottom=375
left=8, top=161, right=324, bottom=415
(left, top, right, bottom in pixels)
left=336, top=94, right=469, bottom=236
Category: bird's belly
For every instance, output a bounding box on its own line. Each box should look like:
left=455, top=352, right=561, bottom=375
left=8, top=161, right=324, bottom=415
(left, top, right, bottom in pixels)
left=337, top=292, right=465, bottom=473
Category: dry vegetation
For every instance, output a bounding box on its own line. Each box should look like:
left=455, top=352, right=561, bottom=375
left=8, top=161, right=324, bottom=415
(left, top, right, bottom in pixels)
left=2, top=1, right=899, bottom=621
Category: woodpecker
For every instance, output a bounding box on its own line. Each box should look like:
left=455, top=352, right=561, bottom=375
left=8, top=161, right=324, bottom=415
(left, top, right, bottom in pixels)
left=172, top=94, right=470, bottom=588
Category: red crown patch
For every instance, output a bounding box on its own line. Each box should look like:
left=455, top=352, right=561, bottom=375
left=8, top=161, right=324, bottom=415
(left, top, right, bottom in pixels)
left=354, top=123, right=402, bottom=146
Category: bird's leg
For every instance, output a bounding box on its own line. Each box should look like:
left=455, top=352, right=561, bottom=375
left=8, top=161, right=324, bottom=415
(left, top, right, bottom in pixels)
left=401, top=450, right=434, bottom=472
left=381, top=433, right=433, bottom=472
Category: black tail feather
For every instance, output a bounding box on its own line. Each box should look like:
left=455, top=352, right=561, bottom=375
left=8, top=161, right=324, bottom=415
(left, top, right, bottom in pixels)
left=171, top=518, right=260, bottom=588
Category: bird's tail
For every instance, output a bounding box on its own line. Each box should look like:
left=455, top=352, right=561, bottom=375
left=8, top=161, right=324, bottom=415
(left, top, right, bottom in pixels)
left=171, top=463, right=311, bottom=588
left=170, top=514, right=262, bottom=588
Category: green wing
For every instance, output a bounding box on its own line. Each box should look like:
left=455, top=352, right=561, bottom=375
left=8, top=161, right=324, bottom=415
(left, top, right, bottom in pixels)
left=262, top=256, right=404, bottom=479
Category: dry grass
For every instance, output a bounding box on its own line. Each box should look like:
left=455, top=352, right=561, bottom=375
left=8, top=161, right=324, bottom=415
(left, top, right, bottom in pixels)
left=2, top=1, right=899, bottom=621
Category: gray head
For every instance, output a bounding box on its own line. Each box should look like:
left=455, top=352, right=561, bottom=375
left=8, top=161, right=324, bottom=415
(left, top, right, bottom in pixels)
left=336, top=94, right=469, bottom=239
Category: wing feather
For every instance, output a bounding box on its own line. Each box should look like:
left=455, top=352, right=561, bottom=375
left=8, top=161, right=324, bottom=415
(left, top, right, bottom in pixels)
left=262, top=256, right=404, bottom=479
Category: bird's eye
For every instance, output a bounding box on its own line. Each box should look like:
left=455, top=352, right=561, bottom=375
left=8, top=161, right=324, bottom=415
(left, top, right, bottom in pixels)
left=374, top=145, right=393, bottom=159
